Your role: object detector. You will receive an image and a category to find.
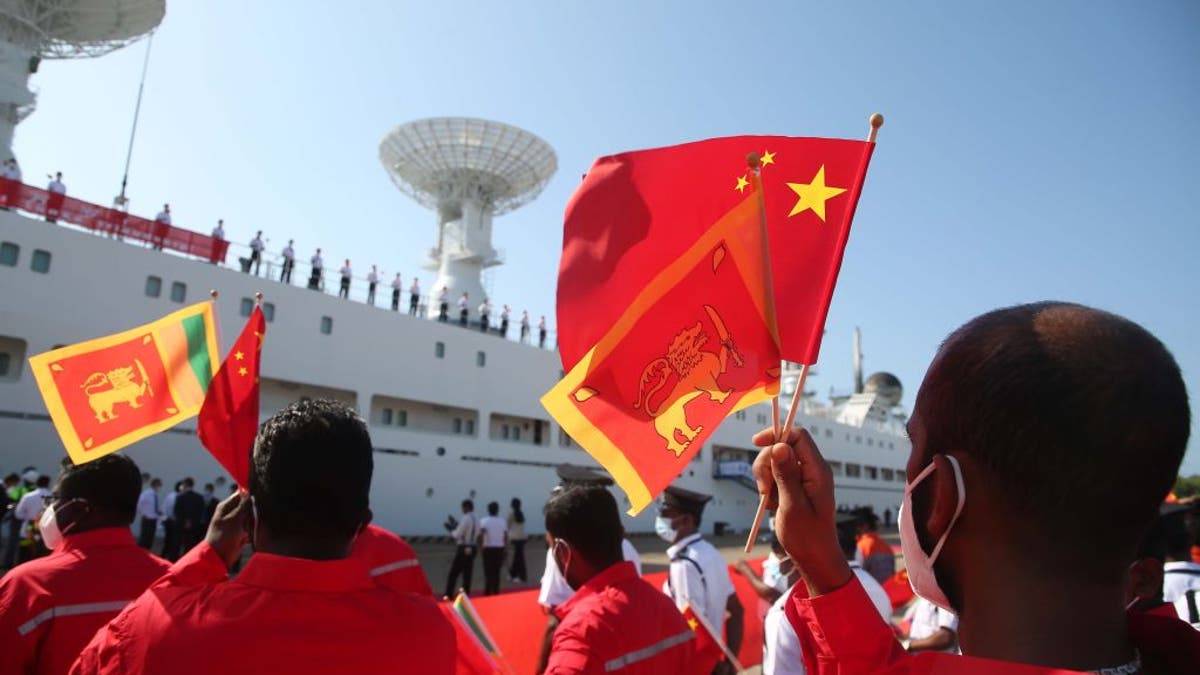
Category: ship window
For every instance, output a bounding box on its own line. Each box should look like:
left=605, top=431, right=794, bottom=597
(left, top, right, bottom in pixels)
left=889, top=442, right=895, bottom=450
left=396, top=410, right=407, bottom=427
left=0, top=242, right=16, bottom=266
left=240, top=298, right=254, bottom=317
left=0, top=352, right=9, bottom=377
left=512, top=427, right=520, bottom=441
left=868, top=438, right=874, bottom=447
left=881, top=468, right=895, bottom=482
left=453, top=418, right=463, bottom=434
left=262, top=303, right=275, bottom=322
left=829, top=461, right=843, bottom=476
left=436, top=447, right=446, bottom=457
left=145, top=276, right=162, bottom=298
left=170, top=282, right=186, bottom=303
left=735, top=410, right=746, bottom=421
left=476, top=351, right=485, bottom=367
left=320, top=316, right=333, bottom=335
left=825, top=429, right=833, bottom=438
left=0, top=336, right=26, bottom=381
left=845, top=463, right=862, bottom=478
left=465, top=419, right=475, bottom=435
left=502, top=425, right=509, bottom=440
left=855, top=435, right=863, bottom=444
left=435, top=342, right=445, bottom=359
left=865, top=466, right=878, bottom=480
left=381, top=408, right=393, bottom=425
left=30, top=249, right=50, bottom=273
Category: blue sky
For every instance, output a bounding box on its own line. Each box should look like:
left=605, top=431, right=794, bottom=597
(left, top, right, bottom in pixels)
left=16, top=1, right=1200, bottom=472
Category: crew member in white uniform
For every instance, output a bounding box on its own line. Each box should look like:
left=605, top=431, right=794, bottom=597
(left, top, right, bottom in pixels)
left=280, top=240, right=295, bottom=283
left=152, top=204, right=171, bottom=250
left=659, top=485, right=743, bottom=675
left=249, top=230, right=265, bottom=276
left=478, top=299, right=491, bottom=333
left=366, top=265, right=379, bottom=306
left=457, top=292, right=469, bottom=327
left=308, top=248, right=324, bottom=290
left=436, top=286, right=449, bottom=322
left=1161, top=502, right=1200, bottom=623
left=538, top=315, right=548, bottom=348
left=45, top=172, right=65, bottom=222
left=211, top=220, right=225, bottom=240
left=409, top=278, right=421, bottom=315
left=520, top=311, right=531, bottom=344
left=762, top=513, right=893, bottom=674
left=1, top=159, right=20, bottom=210
left=338, top=259, right=352, bottom=299
left=499, top=305, right=511, bottom=338
left=391, top=273, right=403, bottom=311
left=906, top=597, right=959, bottom=654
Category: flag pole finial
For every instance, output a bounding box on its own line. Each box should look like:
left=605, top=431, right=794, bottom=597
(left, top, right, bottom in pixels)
left=209, top=289, right=218, bottom=300
left=255, top=291, right=263, bottom=305
left=745, top=152, right=762, bottom=169
left=868, top=113, right=884, bottom=142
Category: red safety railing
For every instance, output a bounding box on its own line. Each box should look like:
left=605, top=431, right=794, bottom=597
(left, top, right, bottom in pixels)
left=0, top=178, right=230, bottom=263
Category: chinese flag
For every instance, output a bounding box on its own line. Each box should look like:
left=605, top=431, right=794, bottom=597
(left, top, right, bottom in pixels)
left=556, top=135, right=875, bottom=369
left=681, top=604, right=724, bottom=672
left=542, top=165, right=781, bottom=514
left=27, top=302, right=219, bottom=464
left=197, top=305, right=265, bottom=486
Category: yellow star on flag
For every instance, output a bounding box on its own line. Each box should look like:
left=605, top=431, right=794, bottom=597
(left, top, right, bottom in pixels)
left=760, top=150, right=775, bottom=167
left=238, top=366, right=248, bottom=377
left=734, top=175, right=749, bottom=193
left=786, top=165, right=846, bottom=221
left=687, top=618, right=698, bottom=630
left=234, top=351, right=244, bottom=361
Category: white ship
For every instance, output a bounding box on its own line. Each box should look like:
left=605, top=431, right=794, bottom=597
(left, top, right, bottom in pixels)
left=0, top=7, right=910, bottom=534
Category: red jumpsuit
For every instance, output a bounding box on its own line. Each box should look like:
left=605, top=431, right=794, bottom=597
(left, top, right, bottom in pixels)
left=785, top=576, right=1200, bottom=674
left=70, top=541, right=456, bottom=675
left=350, top=523, right=434, bottom=596
left=0, top=527, right=169, bottom=675
left=546, top=561, right=702, bottom=674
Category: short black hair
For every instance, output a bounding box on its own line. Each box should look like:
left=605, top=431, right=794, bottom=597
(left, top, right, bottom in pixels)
left=462, top=499, right=474, bottom=511
left=58, top=455, right=142, bottom=524
left=36, top=476, right=50, bottom=488
left=487, top=501, right=499, bottom=516
left=3, top=473, right=17, bottom=485
left=181, top=477, right=194, bottom=489
left=836, top=518, right=859, bottom=559
left=250, top=398, right=373, bottom=542
left=1162, top=510, right=1195, bottom=560
left=918, top=302, right=1190, bottom=575
left=544, top=485, right=622, bottom=567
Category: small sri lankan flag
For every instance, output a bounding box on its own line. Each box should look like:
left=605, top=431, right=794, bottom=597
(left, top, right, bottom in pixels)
left=28, top=301, right=219, bottom=465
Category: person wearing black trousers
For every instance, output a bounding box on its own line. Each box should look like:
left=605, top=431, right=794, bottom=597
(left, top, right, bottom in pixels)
left=507, top=497, right=528, bottom=583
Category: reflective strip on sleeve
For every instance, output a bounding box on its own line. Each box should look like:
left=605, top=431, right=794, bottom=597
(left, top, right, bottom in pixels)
left=604, top=629, right=695, bottom=672
left=369, top=558, right=420, bottom=577
left=17, top=600, right=132, bottom=636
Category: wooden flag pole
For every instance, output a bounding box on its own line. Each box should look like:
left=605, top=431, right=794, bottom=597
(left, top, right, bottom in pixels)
left=743, top=113, right=884, bottom=554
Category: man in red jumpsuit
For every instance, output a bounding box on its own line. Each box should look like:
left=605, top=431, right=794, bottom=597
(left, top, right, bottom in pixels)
left=752, top=302, right=1200, bottom=674
left=0, top=455, right=169, bottom=675
left=71, top=398, right=456, bottom=675
left=543, top=484, right=704, bottom=674
left=350, top=523, right=434, bottom=597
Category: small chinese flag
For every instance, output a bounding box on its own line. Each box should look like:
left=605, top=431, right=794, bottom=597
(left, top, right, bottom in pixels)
left=556, top=134, right=875, bottom=369
left=28, top=302, right=219, bottom=464
left=681, top=603, right=724, bottom=671
left=197, top=305, right=265, bottom=486
left=542, top=158, right=781, bottom=514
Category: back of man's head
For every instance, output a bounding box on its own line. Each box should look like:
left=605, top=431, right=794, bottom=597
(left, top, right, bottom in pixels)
left=250, top=398, right=372, bottom=546
left=35, top=475, right=50, bottom=489
left=836, top=517, right=860, bottom=560
left=544, top=485, right=623, bottom=568
left=918, top=302, right=1190, bottom=576
left=462, top=499, right=474, bottom=512
left=181, top=477, right=194, bottom=490
left=487, top=501, right=499, bottom=516
left=58, top=454, right=142, bottom=527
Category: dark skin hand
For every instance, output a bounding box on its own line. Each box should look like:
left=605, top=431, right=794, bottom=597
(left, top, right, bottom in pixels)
left=733, top=560, right=782, bottom=604
left=750, top=426, right=851, bottom=596
left=205, top=490, right=252, bottom=569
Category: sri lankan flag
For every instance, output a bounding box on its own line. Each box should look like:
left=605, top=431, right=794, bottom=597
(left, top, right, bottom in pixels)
left=446, top=592, right=514, bottom=675
left=28, top=301, right=219, bottom=464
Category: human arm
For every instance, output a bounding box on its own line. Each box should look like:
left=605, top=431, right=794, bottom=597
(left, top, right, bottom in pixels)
left=542, top=617, right=602, bottom=675
left=716, top=592, right=744, bottom=675
left=733, top=560, right=783, bottom=603
left=908, top=628, right=955, bottom=653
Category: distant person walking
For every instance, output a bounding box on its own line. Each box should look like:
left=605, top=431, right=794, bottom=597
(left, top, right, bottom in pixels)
left=507, top=497, right=528, bottom=583
left=479, top=502, right=507, bottom=596
left=443, top=499, right=478, bottom=599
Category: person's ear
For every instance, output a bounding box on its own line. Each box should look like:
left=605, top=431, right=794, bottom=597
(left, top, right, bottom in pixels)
left=1128, top=557, right=1164, bottom=604
left=923, top=454, right=964, bottom=543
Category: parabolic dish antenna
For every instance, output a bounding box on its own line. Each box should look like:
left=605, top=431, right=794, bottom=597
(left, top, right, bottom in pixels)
left=0, top=0, right=164, bottom=157
left=379, top=117, right=557, bottom=318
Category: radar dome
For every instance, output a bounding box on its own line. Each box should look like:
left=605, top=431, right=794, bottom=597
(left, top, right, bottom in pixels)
left=863, top=372, right=903, bottom=408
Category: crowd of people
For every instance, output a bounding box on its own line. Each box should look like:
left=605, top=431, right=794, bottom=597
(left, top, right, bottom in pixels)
left=0, top=301, right=1198, bottom=675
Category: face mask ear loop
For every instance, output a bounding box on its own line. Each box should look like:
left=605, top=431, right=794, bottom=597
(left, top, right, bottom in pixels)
left=927, top=455, right=966, bottom=563
left=904, top=461, right=940, bottom=497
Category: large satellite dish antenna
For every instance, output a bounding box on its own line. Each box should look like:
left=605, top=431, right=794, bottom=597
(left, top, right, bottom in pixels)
left=0, top=0, right=164, bottom=158
left=380, top=117, right=557, bottom=317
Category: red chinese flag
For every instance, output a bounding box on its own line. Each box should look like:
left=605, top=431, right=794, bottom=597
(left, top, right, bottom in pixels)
left=557, top=135, right=875, bottom=368
left=681, top=604, right=724, bottom=671
left=197, top=306, right=265, bottom=486
left=542, top=170, right=781, bottom=514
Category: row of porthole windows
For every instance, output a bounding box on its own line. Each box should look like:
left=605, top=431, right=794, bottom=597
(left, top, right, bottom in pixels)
left=1, top=242, right=51, bottom=273
left=430, top=341, right=487, bottom=367
left=829, top=461, right=906, bottom=482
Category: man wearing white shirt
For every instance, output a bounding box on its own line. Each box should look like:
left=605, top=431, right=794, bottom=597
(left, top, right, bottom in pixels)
left=308, top=248, right=323, bottom=290
left=151, top=204, right=171, bottom=251
left=906, top=597, right=959, bottom=654
left=13, top=476, right=51, bottom=563
left=249, top=230, right=265, bottom=276
left=390, top=273, right=403, bottom=311
left=338, top=260, right=352, bottom=299
left=478, top=299, right=491, bottom=333
left=478, top=501, right=507, bottom=596
left=659, top=485, right=743, bottom=675
left=159, top=481, right=180, bottom=561
left=1161, top=505, right=1200, bottom=621
left=154, top=204, right=172, bottom=225
left=538, top=315, right=548, bottom=349
left=135, top=478, right=162, bottom=549
left=443, top=499, right=479, bottom=599
left=0, top=159, right=20, bottom=210
left=366, top=265, right=379, bottom=306
left=457, top=292, right=469, bottom=327
left=280, top=239, right=295, bottom=283
left=409, top=278, right=421, bottom=316
left=436, top=286, right=448, bottom=322
left=499, top=305, right=511, bottom=338
left=520, top=311, right=531, bottom=344
left=45, top=172, right=65, bottom=222
left=208, top=220, right=226, bottom=265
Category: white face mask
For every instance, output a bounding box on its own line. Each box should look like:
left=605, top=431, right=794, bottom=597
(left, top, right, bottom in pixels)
left=552, top=538, right=574, bottom=589
left=898, top=455, right=965, bottom=612
left=654, top=516, right=677, bottom=543
left=39, top=500, right=80, bottom=551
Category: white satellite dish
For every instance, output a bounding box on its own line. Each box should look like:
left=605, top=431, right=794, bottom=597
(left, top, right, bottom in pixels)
left=0, top=0, right=164, bottom=158
left=380, top=117, right=557, bottom=317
